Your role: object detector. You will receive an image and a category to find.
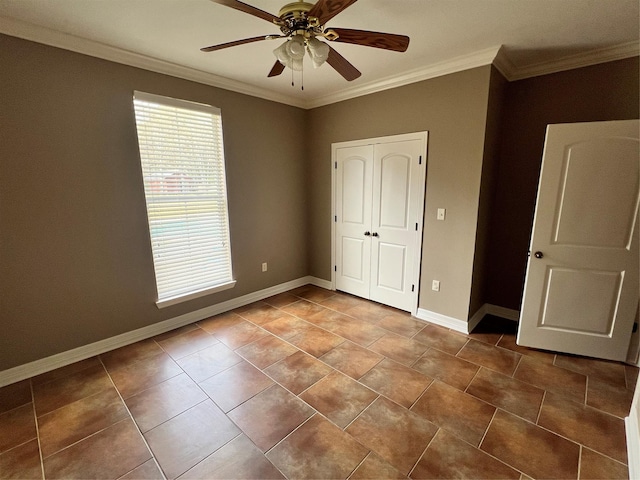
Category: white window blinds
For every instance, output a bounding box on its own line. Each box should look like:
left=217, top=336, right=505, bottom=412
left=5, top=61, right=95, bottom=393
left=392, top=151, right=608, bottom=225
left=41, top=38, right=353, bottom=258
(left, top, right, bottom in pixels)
left=133, top=91, right=234, bottom=307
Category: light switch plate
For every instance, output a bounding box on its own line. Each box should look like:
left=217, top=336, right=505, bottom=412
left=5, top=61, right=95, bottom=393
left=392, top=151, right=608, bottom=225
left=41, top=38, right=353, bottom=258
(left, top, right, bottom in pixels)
left=437, top=208, right=446, bottom=221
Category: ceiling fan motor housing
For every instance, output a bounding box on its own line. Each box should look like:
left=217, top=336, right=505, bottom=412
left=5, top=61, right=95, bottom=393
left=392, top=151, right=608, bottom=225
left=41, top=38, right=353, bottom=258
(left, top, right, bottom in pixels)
left=277, top=2, right=323, bottom=38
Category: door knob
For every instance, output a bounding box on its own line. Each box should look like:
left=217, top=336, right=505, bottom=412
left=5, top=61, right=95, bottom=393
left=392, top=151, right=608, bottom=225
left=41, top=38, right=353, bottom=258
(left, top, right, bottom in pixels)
left=534, top=251, right=544, bottom=259
left=364, top=231, right=371, bottom=236
left=372, top=232, right=379, bottom=237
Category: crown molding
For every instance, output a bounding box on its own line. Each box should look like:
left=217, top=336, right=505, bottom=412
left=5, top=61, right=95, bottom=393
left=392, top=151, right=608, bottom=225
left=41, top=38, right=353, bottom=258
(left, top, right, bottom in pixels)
left=304, top=46, right=503, bottom=109
left=501, top=41, right=640, bottom=81
left=1, top=15, right=638, bottom=109
left=0, top=16, right=306, bottom=109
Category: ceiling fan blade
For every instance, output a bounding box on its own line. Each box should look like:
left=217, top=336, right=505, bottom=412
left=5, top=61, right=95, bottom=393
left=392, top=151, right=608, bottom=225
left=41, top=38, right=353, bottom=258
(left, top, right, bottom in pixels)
left=308, top=0, right=359, bottom=25
left=201, top=35, right=269, bottom=52
left=326, top=28, right=409, bottom=52
left=210, top=0, right=280, bottom=24
left=326, top=45, right=361, bottom=81
left=268, top=61, right=285, bottom=77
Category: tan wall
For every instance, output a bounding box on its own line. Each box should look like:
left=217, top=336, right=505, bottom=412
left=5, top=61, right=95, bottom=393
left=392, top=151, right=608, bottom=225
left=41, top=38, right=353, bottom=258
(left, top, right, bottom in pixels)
left=0, top=34, right=308, bottom=371
left=486, top=57, right=640, bottom=310
left=306, top=66, right=492, bottom=321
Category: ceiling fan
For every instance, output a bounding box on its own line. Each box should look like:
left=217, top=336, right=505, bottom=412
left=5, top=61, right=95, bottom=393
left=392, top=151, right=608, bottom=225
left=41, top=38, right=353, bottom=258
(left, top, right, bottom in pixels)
left=201, top=0, right=410, bottom=82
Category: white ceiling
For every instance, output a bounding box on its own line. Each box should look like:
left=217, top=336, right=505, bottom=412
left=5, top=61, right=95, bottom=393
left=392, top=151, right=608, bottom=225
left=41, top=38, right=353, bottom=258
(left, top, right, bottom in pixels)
left=0, top=0, right=638, bottom=108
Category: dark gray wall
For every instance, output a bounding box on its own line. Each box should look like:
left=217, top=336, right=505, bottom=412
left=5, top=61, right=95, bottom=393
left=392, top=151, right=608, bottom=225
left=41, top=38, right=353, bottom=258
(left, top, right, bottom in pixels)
left=485, top=57, right=640, bottom=310
left=469, top=67, right=508, bottom=318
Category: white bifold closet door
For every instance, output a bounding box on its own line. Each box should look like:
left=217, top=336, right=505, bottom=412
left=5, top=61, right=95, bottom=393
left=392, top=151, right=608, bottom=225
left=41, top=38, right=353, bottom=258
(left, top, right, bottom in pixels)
left=334, top=134, right=426, bottom=312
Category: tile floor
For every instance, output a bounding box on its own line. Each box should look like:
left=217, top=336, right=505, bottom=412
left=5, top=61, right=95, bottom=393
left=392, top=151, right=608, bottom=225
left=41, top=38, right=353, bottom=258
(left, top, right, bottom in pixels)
left=0, top=285, right=637, bottom=479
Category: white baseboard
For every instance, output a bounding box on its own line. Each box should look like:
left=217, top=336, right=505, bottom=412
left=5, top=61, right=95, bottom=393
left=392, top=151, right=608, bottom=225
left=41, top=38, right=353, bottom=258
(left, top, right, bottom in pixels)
left=626, top=382, right=640, bottom=480
left=468, top=304, right=489, bottom=333
left=310, top=277, right=332, bottom=290
left=626, top=415, right=639, bottom=480
left=485, top=304, right=520, bottom=322
left=417, top=303, right=520, bottom=335
left=416, top=309, right=470, bottom=334
left=0, top=276, right=329, bottom=388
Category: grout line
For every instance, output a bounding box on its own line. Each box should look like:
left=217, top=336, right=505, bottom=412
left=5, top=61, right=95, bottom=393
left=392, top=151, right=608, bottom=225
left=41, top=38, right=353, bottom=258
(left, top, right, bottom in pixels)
left=584, top=375, right=589, bottom=405
left=345, top=451, right=372, bottom=480
left=342, top=394, right=381, bottom=431
left=28, top=380, right=45, bottom=480
left=409, top=380, right=434, bottom=411
left=535, top=390, right=546, bottom=424
left=169, top=432, right=243, bottom=478
left=577, top=445, right=583, bottom=480
left=452, top=414, right=529, bottom=479
left=99, top=357, right=167, bottom=480
left=407, top=427, right=439, bottom=478
left=464, top=365, right=483, bottom=393
left=478, top=407, right=499, bottom=447
left=511, top=353, right=524, bottom=379
left=262, top=412, right=317, bottom=456
left=581, top=445, right=630, bottom=467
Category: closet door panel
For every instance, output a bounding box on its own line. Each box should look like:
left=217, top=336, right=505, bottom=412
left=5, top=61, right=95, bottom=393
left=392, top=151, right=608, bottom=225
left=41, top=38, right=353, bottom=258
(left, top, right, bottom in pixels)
left=370, top=139, right=423, bottom=311
left=335, top=145, right=373, bottom=299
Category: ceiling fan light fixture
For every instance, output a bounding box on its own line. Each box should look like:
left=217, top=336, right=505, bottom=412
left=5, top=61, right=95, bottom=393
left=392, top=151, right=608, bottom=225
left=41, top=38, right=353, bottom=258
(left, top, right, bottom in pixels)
left=273, top=34, right=306, bottom=71
left=307, top=36, right=330, bottom=68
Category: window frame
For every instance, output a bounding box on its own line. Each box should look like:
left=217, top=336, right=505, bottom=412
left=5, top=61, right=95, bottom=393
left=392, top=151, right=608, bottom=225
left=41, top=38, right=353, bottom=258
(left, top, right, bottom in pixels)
left=133, top=91, right=235, bottom=308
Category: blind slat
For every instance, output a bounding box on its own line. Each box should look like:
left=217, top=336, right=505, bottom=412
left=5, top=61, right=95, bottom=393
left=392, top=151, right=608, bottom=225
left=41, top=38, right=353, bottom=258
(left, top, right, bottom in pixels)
left=133, top=92, right=233, bottom=303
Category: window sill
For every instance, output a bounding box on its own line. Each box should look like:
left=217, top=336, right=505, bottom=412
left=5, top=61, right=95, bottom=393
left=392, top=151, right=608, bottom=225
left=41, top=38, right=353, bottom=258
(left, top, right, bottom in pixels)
left=156, top=280, right=236, bottom=309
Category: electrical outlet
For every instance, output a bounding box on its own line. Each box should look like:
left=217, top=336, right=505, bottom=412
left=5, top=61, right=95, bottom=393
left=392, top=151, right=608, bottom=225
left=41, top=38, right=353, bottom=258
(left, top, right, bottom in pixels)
left=262, top=262, right=268, bottom=272
left=432, top=280, right=440, bottom=292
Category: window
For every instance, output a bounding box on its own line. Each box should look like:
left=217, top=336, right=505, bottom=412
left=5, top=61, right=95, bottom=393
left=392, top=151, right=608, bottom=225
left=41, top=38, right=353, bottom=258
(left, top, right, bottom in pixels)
left=133, top=91, right=234, bottom=308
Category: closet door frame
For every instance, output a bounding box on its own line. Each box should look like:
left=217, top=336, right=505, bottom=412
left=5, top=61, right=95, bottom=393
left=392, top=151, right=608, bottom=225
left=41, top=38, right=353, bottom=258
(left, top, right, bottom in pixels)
left=331, top=131, right=428, bottom=316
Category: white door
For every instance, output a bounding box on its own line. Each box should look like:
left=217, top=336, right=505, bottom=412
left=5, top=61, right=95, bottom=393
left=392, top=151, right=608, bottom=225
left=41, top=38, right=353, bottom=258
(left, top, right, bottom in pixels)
left=335, top=145, right=374, bottom=300
left=334, top=134, right=427, bottom=312
left=370, top=140, right=425, bottom=310
left=517, top=120, right=639, bottom=361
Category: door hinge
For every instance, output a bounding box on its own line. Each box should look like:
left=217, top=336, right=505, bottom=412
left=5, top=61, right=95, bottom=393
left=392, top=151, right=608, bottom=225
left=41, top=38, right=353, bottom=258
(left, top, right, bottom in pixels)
left=415, top=223, right=418, bottom=231
left=334, top=161, right=337, bottom=169
left=411, top=284, right=415, bottom=292
left=335, top=215, right=337, bottom=222
left=419, top=155, right=422, bottom=165
left=334, top=265, right=337, bottom=272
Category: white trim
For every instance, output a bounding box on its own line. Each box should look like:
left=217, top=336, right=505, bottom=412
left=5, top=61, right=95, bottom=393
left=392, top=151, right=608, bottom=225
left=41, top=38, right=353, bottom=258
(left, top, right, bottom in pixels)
left=485, top=304, right=520, bottom=322
left=626, top=378, right=640, bottom=480
left=310, top=276, right=332, bottom=290
left=331, top=132, right=428, bottom=315
left=416, top=308, right=470, bottom=334
left=306, top=46, right=502, bottom=109
left=417, top=303, right=521, bottom=335
left=505, top=41, right=640, bottom=81
left=468, top=304, right=489, bottom=333
left=0, top=16, right=306, bottom=109
left=0, top=16, right=637, bottom=109
left=156, top=281, right=236, bottom=309
left=0, top=276, right=328, bottom=387
left=626, top=415, right=640, bottom=480
left=468, top=303, right=520, bottom=333
left=492, top=45, right=518, bottom=81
